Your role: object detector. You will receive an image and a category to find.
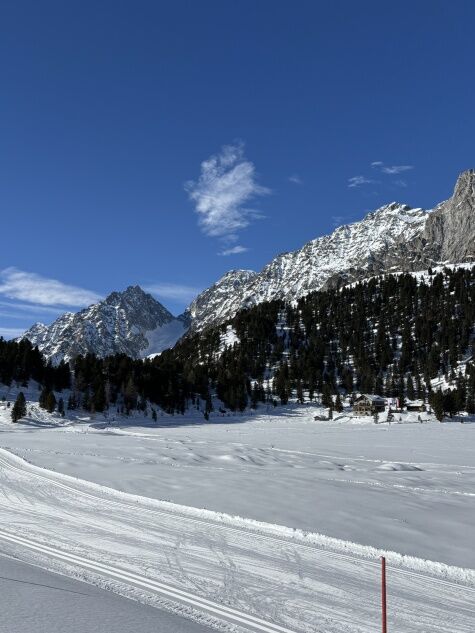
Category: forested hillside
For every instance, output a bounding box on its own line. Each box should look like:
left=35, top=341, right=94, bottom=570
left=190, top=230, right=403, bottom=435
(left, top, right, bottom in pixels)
left=172, top=266, right=475, bottom=416
left=2, top=267, right=475, bottom=420
left=0, top=338, right=70, bottom=391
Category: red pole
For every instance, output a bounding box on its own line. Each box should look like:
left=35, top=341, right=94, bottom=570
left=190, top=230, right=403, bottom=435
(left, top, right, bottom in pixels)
left=381, top=556, right=387, bottom=633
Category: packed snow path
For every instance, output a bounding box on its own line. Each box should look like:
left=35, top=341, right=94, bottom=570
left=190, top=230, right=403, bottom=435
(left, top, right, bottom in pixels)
left=0, top=554, right=212, bottom=633
left=0, top=448, right=474, bottom=633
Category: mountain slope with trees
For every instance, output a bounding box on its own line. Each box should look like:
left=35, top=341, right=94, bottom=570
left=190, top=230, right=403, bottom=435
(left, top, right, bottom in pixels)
left=2, top=266, right=475, bottom=422
left=17, top=170, right=475, bottom=364
left=187, top=169, right=475, bottom=332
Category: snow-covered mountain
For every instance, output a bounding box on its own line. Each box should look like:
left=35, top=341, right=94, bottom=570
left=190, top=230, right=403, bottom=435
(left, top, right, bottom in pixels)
left=188, top=169, right=475, bottom=331
left=18, top=169, right=475, bottom=361
left=187, top=203, right=429, bottom=330
left=19, top=286, right=187, bottom=363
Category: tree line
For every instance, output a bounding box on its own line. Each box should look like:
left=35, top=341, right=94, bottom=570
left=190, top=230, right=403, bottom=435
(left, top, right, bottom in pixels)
left=2, top=267, right=475, bottom=422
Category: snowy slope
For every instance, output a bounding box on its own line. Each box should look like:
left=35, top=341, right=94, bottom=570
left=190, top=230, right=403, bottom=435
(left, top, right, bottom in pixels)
left=18, top=286, right=187, bottom=363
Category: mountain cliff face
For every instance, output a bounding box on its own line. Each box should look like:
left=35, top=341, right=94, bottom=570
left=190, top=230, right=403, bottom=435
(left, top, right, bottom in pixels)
left=420, top=169, right=475, bottom=263
left=187, top=170, right=475, bottom=331
left=19, top=286, right=187, bottom=363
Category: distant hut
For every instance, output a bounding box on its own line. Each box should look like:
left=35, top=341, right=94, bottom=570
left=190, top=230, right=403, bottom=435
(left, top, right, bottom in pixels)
left=352, top=394, right=386, bottom=416
left=314, top=408, right=333, bottom=421
left=406, top=400, right=426, bottom=412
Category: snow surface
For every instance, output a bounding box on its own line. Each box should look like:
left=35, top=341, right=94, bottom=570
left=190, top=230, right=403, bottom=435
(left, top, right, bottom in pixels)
left=142, top=318, right=187, bottom=358
left=1, top=396, right=474, bottom=632
left=0, top=554, right=211, bottom=633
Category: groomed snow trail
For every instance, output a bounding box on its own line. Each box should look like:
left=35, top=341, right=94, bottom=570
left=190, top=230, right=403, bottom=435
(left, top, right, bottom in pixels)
left=0, top=449, right=473, bottom=633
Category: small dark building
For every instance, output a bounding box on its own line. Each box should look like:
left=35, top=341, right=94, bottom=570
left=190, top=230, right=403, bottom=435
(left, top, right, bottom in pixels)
left=352, top=394, right=386, bottom=416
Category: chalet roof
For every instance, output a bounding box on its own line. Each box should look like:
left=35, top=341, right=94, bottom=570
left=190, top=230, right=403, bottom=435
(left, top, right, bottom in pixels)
left=355, top=394, right=386, bottom=403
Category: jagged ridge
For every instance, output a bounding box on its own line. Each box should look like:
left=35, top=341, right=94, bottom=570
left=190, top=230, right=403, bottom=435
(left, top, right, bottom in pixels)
left=188, top=170, right=475, bottom=331
left=19, top=286, right=187, bottom=363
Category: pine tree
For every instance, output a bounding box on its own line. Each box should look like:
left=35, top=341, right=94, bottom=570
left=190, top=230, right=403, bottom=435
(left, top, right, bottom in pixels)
left=46, top=391, right=56, bottom=413
left=204, top=392, right=213, bottom=417
left=321, top=383, right=333, bottom=408
left=430, top=390, right=445, bottom=422
left=82, top=388, right=91, bottom=411
left=39, top=386, right=49, bottom=409
left=124, top=377, right=137, bottom=412
left=466, top=387, right=475, bottom=415
left=443, top=390, right=457, bottom=418
left=11, top=392, right=27, bottom=422
left=334, top=393, right=343, bottom=412
left=250, top=382, right=260, bottom=409
left=57, top=397, right=65, bottom=416
left=93, top=384, right=106, bottom=412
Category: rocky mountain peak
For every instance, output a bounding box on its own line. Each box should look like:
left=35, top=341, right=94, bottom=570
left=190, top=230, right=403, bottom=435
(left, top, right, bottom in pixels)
left=187, top=201, right=428, bottom=332
left=365, top=202, right=410, bottom=218
left=452, top=168, right=475, bottom=207
left=420, top=168, right=475, bottom=263
left=187, top=170, right=475, bottom=332
left=19, top=286, right=185, bottom=363
left=105, top=285, right=150, bottom=305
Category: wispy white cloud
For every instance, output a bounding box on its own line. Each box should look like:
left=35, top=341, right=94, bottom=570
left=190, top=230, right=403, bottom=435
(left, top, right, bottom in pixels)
left=0, top=268, right=101, bottom=307
left=394, top=179, right=408, bottom=187
left=371, top=161, right=414, bottom=175
left=0, top=326, right=25, bottom=339
left=348, top=176, right=375, bottom=188
left=144, top=283, right=201, bottom=303
left=288, top=174, right=303, bottom=185
left=185, top=142, right=270, bottom=253
left=382, top=165, right=413, bottom=174
left=0, top=300, right=63, bottom=315
left=218, top=245, right=249, bottom=256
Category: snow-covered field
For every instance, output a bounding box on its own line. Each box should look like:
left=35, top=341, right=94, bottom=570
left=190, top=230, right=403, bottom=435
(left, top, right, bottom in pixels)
left=0, top=554, right=211, bottom=633
left=1, top=392, right=474, bottom=632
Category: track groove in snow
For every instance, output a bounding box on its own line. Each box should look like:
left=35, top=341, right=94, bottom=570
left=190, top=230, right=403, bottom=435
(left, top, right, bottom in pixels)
left=0, top=531, right=294, bottom=633
left=0, top=448, right=474, bottom=632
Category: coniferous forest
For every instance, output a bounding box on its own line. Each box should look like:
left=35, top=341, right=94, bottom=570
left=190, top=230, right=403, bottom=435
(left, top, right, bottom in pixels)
left=1, top=267, right=475, bottom=420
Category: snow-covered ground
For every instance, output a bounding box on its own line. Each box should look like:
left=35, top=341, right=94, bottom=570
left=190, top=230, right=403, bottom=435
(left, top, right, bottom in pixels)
left=1, top=397, right=473, bottom=567
left=0, top=554, right=211, bottom=633
left=0, top=393, right=474, bottom=632
left=0, top=445, right=474, bottom=633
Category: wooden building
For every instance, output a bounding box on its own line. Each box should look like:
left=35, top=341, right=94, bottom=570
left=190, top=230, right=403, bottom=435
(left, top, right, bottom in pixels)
left=352, top=394, right=386, bottom=416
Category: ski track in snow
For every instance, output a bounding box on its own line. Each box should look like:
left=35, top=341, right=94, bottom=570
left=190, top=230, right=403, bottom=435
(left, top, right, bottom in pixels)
left=0, top=448, right=474, bottom=633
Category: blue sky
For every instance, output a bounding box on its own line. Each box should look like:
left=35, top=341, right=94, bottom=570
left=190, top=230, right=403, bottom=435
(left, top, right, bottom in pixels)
left=1, top=0, right=475, bottom=336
